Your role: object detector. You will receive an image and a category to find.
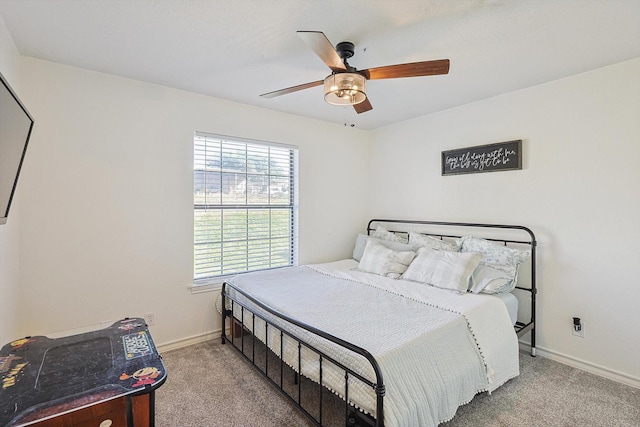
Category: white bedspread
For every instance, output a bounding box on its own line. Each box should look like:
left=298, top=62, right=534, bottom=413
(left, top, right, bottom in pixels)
left=223, top=260, right=519, bottom=426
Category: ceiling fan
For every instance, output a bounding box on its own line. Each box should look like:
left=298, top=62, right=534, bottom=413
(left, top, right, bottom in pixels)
left=260, top=31, right=450, bottom=114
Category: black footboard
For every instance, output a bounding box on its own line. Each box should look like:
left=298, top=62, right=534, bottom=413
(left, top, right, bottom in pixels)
left=221, top=282, right=385, bottom=427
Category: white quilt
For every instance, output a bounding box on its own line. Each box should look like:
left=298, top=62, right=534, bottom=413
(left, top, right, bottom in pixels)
left=223, top=260, right=519, bottom=427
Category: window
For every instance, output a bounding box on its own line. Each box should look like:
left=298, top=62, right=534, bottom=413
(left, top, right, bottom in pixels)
left=193, top=132, right=298, bottom=285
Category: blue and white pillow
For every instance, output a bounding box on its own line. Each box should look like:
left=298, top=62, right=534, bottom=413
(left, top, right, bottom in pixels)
left=461, top=236, right=530, bottom=293
left=468, top=265, right=513, bottom=294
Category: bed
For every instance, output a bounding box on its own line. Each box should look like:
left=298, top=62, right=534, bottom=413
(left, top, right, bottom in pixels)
left=219, top=219, right=537, bottom=427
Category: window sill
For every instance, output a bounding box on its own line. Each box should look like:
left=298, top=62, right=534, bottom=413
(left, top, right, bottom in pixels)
left=190, top=273, right=241, bottom=294
left=188, top=282, right=223, bottom=295
left=189, top=266, right=295, bottom=295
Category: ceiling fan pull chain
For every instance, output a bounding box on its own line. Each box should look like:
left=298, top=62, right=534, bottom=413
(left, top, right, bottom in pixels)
left=344, top=107, right=354, bottom=128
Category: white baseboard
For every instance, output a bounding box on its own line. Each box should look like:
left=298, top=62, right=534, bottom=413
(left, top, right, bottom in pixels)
left=157, top=329, right=220, bottom=353
left=519, top=341, right=640, bottom=389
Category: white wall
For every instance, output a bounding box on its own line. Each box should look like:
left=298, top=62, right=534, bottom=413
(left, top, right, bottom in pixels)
left=10, top=41, right=640, bottom=386
left=17, top=58, right=371, bottom=346
left=0, top=15, right=21, bottom=344
left=370, top=58, right=640, bottom=385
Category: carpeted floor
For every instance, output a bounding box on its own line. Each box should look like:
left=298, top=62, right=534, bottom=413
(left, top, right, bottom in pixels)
left=155, top=340, right=639, bottom=426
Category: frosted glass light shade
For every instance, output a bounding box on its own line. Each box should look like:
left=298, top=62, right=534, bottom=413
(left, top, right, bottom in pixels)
left=323, top=73, right=367, bottom=106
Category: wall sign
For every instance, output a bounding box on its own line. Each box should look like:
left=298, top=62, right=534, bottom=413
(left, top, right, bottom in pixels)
left=442, top=140, right=522, bottom=176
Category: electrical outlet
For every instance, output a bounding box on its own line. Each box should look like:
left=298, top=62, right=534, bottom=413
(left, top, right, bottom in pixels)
left=572, top=320, right=585, bottom=338
left=144, top=312, right=155, bottom=326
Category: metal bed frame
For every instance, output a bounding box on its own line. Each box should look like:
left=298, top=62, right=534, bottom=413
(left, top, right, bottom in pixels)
left=221, top=219, right=537, bottom=427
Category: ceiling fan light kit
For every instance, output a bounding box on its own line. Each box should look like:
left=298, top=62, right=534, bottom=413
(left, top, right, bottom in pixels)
left=323, top=73, right=367, bottom=106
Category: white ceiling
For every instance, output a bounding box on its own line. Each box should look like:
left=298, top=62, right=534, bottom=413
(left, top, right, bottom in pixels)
left=1, top=0, right=639, bottom=129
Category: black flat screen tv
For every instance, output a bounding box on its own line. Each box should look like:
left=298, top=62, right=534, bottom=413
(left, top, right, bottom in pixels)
left=0, top=71, right=34, bottom=225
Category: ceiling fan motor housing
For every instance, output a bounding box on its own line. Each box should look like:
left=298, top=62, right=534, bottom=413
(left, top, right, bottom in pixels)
left=335, top=41, right=357, bottom=71
left=336, top=41, right=355, bottom=59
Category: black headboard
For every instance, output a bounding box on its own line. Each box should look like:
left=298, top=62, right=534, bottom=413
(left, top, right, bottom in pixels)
left=367, top=219, right=538, bottom=356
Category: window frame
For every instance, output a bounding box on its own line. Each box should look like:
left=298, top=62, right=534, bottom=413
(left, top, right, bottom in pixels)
left=192, top=132, right=298, bottom=289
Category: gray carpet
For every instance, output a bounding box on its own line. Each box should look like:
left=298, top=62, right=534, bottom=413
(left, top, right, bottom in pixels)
left=155, top=340, right=639, bottom=426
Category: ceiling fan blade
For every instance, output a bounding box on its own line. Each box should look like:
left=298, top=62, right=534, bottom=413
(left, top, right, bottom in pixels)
left=353, top=97, right=372, bottom=114
left=361, top=59, right=450, bottom=80
left=297, top=31, right=347, bottom=72
left=260, top=80, right=324, bottom=98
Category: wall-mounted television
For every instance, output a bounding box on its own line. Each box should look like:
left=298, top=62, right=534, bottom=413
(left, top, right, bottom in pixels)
left=0, top=71, right=34, bottom=225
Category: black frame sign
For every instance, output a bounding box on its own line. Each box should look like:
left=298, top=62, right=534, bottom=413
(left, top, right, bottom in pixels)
left=442, top=140, right=522, bottom=176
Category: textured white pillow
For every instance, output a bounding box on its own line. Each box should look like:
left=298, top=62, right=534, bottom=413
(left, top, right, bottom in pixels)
left=409, top=231, right=461, bottom=252
left=352, top=234, right=416, bottom=262
left=402, top=247, right=482, bottom=293
left=461, top=236, right=531, bottom=293
left=372, top=226, right=408, bottom=244
left=358, top=239, right=416, bottom=278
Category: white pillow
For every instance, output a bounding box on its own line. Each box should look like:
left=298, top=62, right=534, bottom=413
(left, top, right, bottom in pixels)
left=408, top=231, right=461, bottom=252
left=352, top=234, right=416, bottom=261
left=461, top=236, right=530, bottom=293
left=358, top=239, right=416, bottom=279
left=401, top=247, right=482, bottom=293
left=372, top=226, right=408, bottom=244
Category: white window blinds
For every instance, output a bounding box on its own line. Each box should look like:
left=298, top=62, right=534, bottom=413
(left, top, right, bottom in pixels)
left=194, top=132, right=298, bottom=284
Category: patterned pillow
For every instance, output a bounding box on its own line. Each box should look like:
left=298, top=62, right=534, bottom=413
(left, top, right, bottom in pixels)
left=469, top=265, right=512, bottom=294
left=461, top=236, right=530, bottom=293
left=358, top=239, right=416, bottom=279
left=408, top=231, right=461, bottom=252
left=372, top=226, right=408, bottom=244
left=401, top=247, right=482, bottom=293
